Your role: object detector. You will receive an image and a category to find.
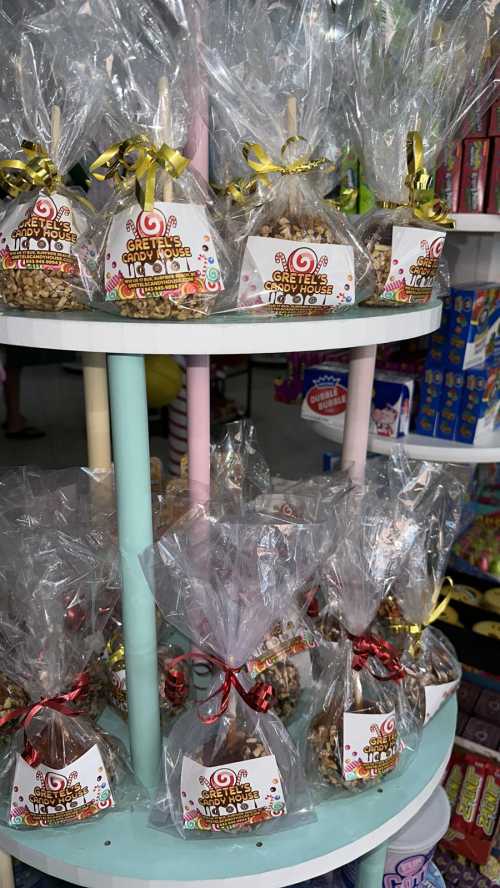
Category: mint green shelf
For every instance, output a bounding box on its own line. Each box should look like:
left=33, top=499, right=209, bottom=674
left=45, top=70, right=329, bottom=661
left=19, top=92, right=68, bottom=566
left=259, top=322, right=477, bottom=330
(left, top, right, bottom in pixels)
left=0, top=697, right=456, bottom=888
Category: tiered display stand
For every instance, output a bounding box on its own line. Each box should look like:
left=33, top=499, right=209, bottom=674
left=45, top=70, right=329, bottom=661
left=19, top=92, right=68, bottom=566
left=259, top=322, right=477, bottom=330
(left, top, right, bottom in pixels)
left=313, top=421, right=500, bottom=464
left=0, top=300, right=457, bottom=888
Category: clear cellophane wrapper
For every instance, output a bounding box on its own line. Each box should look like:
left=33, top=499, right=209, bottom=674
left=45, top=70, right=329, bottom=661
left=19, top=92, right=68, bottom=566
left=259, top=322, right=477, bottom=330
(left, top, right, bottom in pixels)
left=78, top=0, right=233, bottom=321
left=202, top=0, right=375, bottom=316
left=152, top=418, right=272, bottom=536
left=247, top=472, right=354, bottom=710
left=382, top=452, right=467, bottom=720
left=141, top=508, right=320, bottom=837
left=0, top=4, right=105, bottom=312
left=102, top=609, right=191, bottom=728
left=211, top=419, right=272, bottom=509
left=336, top=0, right=497, bottom=306
left=304, top=483, right=421, bottom=794
left=0, top=529, right=141, bottom=829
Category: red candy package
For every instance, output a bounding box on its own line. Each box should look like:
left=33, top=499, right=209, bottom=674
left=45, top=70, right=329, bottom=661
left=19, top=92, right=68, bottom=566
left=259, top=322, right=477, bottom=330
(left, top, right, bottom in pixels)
left=443, top=746, right=500, bottom=865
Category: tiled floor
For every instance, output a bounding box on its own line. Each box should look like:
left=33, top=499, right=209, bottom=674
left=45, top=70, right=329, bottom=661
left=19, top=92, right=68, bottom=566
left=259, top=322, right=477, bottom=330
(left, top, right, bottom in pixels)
left=0, top=357, right=332, bottom=477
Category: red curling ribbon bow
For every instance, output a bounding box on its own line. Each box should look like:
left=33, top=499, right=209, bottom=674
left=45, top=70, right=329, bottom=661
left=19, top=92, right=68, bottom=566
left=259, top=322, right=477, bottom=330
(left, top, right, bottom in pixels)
left=0, top=672, right=89, bottom=731
left=0, top=673, right=90, bottom=766
left=349, top=634, right=405, bottom=682
left=167, top=652, right=274, bottom=725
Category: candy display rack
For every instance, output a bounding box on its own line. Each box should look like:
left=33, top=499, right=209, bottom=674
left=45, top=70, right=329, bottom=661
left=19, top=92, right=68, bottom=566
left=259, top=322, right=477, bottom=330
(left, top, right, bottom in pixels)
left=0, top=298, right=457, bottom=888
left=312, top=421, right=500, bottom=464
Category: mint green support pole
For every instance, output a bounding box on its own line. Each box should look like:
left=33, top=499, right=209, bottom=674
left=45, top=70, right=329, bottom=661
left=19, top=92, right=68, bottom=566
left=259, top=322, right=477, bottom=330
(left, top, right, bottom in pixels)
left=108, top=353, right=161, bottom=792
left=355, top=840, right=388, bottom=887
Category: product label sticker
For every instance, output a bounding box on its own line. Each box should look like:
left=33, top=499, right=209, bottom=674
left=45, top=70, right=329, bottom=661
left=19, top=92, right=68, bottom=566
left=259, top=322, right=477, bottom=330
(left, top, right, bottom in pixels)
left=424, top=679, right=459, bottom=725
left=383, top=849, right=434, bottom=888
left=9, top=744, right=115, bottom=827
left=238, top=236, right=355, bottom=315
left=247, top=618, right=317, bottom=679
left=380, top=226, right=446, bottom=304
left=180, top=754, right=286, bottom=831
left=110, top=668, right=128, bottom=712
left=104, top=201, right=223, bottom=302
left=0, top=192, right=77, bottom=273
left=343, top=711, right=399, bottom=781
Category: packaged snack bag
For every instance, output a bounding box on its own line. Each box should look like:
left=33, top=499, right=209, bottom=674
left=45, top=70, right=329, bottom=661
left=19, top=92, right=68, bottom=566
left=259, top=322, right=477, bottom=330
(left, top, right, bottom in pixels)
left=0, top=529, right=139, bottom=828
left=304, top=483, right=420, bottom=794
left=81, top=0, right=231, bottom=320
left=202, top=0, right=374, bottom=316
left=336, top=0, right=497, bottom=306
left=141, top=508, right=319, bottom=837
left=0, top=4, right=104, bottom=312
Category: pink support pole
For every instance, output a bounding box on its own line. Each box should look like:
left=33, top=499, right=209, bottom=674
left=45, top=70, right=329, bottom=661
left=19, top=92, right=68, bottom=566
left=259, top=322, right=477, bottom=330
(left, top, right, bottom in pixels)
left=341, top=345, right=377, bottom=482
left=167, top=356, right=188, bottom=477
left=184, top=0, right=210, bottom=503
left=187, top=355, right=211, bottom=501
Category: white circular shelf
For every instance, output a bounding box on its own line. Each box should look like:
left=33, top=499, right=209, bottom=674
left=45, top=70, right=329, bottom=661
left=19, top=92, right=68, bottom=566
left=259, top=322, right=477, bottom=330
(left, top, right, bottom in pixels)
left=0, top=302, right=442, bottom=355
left=0, top=698, right=456, bottom=888
left=312, top=421, right=500, bottom=464
left=450, top=214, right=500, bottom=233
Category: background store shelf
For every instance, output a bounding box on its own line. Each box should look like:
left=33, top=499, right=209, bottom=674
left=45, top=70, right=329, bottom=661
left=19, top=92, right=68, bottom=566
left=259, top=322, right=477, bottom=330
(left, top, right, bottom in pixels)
left=0, top=302, right=441, bottom=355
left=450, top=214, right=500, bottom=233
left=312, top=422, right=500, bottom=464
left=0, top=698, right=456, bottom=888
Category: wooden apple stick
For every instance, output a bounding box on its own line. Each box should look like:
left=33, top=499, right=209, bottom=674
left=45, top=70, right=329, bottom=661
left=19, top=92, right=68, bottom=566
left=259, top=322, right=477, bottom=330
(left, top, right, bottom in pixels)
left=50, top=104, right=61, bottom=159
left=287, top=95, right=298, bottom=218
left=158, top=76, right=173, bottom=202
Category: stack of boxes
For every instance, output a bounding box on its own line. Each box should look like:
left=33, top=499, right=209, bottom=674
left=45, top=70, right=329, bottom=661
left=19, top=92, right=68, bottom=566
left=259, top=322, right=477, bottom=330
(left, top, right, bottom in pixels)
left=435, top=100, right=500, bottom=214
left=301, top=363, right=415, bottom=439
left=415, top=283, right=499, bottom=443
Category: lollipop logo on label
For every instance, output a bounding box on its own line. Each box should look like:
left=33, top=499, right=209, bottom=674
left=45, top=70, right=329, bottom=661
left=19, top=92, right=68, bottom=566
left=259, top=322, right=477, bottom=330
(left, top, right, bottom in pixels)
left=9, top=744, right=115, bottom=827
left=0, top=192, right=77, bottom=273
left=239, top=235, right=355, bottom=315
left=180, top=754, right=286, bottom=831
left=105, top=201, right=224, bottom=302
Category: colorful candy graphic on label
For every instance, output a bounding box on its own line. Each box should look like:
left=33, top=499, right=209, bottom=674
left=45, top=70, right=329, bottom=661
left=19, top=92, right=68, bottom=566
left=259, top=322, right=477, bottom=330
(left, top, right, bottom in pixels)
left=424, top=679, right=459, bottom=725
left=105, top=201, right=223, bottom=302
left=343, top=711, right=399, bottom=781
left=181, top=754, right=286, bottom=831
left=239, top=236, right=355, bottom=314
left=110, top=667, right=128, bottom=712
left=9, top=744, right=114, bottom=827
left=383, top=849, right=434, bottom=888
left=0, top=192, right=77, bottom=273
left=381, top=226, right=445, bottom=304
left=247, top=618, right=317, bottom=678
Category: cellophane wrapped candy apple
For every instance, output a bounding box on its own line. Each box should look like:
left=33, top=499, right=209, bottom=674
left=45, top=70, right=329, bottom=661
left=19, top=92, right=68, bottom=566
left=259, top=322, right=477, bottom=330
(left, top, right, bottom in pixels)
left=336, top=0, right=497, bottom=306
left=141, top=507, right=322, bottom=838
left=304, top=483, right=421, bottom=795
left=385, top=451, right=467, bottom=723
left=0, top=4, right=104, bottom=312
left=0, top=529, right=139, bottom=828
left=202, top=0, right=374, bottom=316
left=79, top=0, right=232, bottom=320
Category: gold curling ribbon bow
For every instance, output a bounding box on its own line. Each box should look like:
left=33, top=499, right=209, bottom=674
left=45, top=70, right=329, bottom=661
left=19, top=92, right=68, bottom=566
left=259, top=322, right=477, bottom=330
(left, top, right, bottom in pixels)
left=0, top=140, right=63, bottom=199
left=377, top=131, right=455, bottom=229
left=105, top=635, right=125, bottom=670
left=0, top=140, right=93, bottom=211
left=212, top=175, right=258, bottom=205
left=324, top=185, right=358, bottom=214
left=242, top=136, right=333, bottom=180
left=390, top=577, right=454, bottom=656
left=90, top=135, right=190, bottom=211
